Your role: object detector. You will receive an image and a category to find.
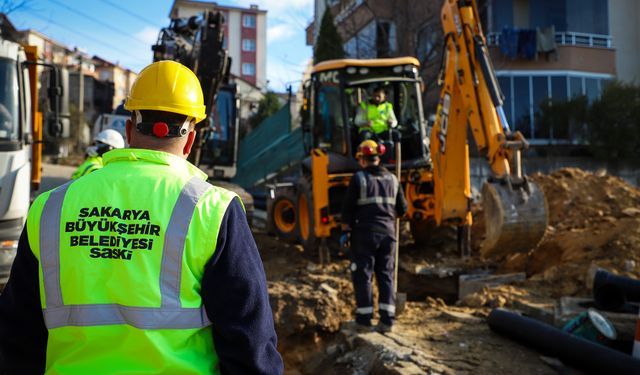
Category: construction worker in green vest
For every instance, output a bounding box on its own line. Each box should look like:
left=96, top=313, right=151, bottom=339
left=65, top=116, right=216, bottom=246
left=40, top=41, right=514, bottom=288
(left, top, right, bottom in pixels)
left=355, top=86, right=398, bottom=142
left=0, top=61, right=283, bottom=374
left=71, top=129, right=125, bottom=179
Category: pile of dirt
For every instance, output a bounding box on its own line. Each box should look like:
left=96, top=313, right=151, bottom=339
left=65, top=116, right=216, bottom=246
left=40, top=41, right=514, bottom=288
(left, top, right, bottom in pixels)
left=255, top=232, right=355, bottom=373
left=499, top=168, right=640, bottom=297
left=253, top=167, right=640, bottom=373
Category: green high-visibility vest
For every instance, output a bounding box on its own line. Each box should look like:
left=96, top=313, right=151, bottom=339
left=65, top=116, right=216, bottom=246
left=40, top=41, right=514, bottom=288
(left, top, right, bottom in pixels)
left=71, top=155, right=103, bottom=179
left=27, top=148, right=238, bottom=374
left=360, top=101, right=393, bottom=134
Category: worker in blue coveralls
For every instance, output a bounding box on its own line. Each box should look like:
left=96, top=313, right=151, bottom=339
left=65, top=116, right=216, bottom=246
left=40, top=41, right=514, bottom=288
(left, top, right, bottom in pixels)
left=341, top=139, right=408, bottom=333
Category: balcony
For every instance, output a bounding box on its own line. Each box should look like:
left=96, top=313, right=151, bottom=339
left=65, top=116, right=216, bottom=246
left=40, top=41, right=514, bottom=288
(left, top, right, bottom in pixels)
left=486, top=31, right=612, bottom=49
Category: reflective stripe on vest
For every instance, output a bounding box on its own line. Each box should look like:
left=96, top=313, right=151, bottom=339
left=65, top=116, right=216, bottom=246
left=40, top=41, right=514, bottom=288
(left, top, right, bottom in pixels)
left=40, top=176, right=212, bottom=330
left=355, top=171, right=399, bottom=206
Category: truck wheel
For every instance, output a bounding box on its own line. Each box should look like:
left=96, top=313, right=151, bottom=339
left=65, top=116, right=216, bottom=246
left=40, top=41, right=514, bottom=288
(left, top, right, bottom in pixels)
left=296, top=179, right=318, bottom=254
left=268, top=195, right=297, bottom=240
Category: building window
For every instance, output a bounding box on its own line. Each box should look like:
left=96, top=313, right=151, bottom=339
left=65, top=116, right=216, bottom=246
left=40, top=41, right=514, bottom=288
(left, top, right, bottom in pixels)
left=242, top=14, right=256, bottom=28
left=496, top=72, right=611, bottom=142
left=242, top=39, right=256, bottom=52
left=376, top=20, right=396, bottom=58
left=242, top=63, right=255, bottom=76
left=416, top=24, right=437, bottom=63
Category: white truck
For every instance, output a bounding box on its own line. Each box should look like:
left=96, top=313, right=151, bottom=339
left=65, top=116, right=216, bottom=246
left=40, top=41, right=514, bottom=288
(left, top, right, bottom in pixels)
left=93, top=113, right=128, bottom=144
left=0, top=29, right=65, bottom=280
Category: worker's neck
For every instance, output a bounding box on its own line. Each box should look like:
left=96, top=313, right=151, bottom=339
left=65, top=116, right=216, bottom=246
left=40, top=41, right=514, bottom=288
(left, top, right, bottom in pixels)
left=128, top=141, right=189, bottom=159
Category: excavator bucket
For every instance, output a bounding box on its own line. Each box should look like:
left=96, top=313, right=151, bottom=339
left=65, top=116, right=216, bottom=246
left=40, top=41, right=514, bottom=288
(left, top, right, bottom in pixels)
left=480, top=180, right=548, bottom=258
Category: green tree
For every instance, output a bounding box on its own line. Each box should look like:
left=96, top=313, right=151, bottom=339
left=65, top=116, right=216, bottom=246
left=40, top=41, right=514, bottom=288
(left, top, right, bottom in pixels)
left=536, top=96, right=588, bottom=141
left=249, top=91, right=282, bottom=129
left=314, top=8, right=344, bottom=64
left=586, top=81, right=640, bottom=160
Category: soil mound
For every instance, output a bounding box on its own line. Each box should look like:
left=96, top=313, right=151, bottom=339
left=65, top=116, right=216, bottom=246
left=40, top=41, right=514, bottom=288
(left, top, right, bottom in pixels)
left=500, top=168, right=640, bottom=296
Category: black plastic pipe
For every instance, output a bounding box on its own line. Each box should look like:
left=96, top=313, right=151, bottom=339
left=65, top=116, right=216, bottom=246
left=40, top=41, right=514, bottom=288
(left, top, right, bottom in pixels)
left=593, top=270, right=640, bottom=312
left=487, top=308, right=640, bottom=375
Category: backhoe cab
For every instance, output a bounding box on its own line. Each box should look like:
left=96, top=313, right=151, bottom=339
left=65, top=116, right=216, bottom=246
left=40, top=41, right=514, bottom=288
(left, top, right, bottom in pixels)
left=269, top=58, right=435, bottom=256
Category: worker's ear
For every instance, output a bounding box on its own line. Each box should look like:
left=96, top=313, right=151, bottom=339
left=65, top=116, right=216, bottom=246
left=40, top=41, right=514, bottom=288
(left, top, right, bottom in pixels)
left=182, top=129, right=196, bottom=157
left=125, top=119, right=133, bottom=144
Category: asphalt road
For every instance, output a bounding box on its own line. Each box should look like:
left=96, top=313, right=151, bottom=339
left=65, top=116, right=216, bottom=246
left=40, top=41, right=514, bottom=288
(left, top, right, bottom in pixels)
left=34, top=163, right=75, bottom=197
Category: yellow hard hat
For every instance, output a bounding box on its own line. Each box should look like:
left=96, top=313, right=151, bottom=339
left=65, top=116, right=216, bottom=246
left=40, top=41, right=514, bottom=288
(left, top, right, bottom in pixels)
left=356, top=139, right=386, bottom=158
left=125, top=60, right=206, bottom=123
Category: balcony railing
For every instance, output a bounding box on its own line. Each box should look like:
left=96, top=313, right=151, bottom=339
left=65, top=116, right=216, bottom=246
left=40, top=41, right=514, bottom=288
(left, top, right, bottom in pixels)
left=486, top=31, right=612, bottom=49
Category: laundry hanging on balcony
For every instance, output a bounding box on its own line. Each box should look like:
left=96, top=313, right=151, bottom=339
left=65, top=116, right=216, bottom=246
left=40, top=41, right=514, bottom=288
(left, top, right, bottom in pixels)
left=499, top=27, right=519, bottom=59
left=537, top=25, right=557, bottom=60
left=499, top=27, right=537, bottom=60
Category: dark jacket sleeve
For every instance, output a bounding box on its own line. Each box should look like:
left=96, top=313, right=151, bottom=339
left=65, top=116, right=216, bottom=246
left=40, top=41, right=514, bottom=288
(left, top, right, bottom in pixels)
left=341, top=175, right=359, bottom=228
left=0, top=226, right=48, bottom=374
left=202, top=197, right=283, bottom=375
left=395, top=180, right=408, bottom=218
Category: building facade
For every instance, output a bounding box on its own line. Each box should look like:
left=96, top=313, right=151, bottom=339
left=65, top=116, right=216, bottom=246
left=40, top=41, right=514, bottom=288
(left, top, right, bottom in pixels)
left=170, top=0, right=267, bottom=89
left=308, top=0, right=640, bottom=145
left=484, top=0, right=616, bottom=143
left=306, top=0, right=443, bottom=111
left=92, top=56, right=137, bottom=110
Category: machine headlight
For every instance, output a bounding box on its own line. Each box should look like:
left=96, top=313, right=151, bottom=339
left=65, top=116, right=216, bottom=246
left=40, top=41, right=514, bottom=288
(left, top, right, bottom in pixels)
left=346, top=67, right=357, bottom=74
left=358, top=67, right=369, bottom=75
left=392, top=65, right=403, bottom=73
left=404, top=65, right=417, bottom=73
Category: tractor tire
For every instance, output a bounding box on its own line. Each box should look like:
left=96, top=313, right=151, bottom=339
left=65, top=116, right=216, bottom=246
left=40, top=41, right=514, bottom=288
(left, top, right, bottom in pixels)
left=267, top=193, right=297, bottom=240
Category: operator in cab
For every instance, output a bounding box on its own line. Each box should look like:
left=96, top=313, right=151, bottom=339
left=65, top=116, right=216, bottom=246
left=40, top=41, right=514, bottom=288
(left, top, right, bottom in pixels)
left=341, top=140, right=408, bottom=333
left=71, top=129, right=125, bottom=179
left=355, top=87, right=398, bottom=142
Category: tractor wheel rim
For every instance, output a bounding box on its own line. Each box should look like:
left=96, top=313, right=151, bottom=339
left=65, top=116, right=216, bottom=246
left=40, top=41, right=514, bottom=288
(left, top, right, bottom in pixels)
left=274, top=199, right=295, bottom=233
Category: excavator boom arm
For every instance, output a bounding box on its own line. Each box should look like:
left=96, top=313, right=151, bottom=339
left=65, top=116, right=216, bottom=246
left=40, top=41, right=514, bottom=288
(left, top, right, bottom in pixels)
left=430, top=0, right=548, bottom=257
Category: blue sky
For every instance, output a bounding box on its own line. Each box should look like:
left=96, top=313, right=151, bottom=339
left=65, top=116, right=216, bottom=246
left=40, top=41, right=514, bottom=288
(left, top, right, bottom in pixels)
left=8, top=0, right=313, bottom=92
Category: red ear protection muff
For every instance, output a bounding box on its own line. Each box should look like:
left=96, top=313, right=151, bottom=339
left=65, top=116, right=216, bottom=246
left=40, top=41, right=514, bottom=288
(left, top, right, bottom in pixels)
left=361, top=146, right=375, bottom=156
left=377, top=143, right=386, bottom=155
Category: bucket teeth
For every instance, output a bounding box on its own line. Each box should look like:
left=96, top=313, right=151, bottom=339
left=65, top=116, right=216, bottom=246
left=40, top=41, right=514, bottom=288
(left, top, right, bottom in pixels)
left=480, top=180, right=548, bottom=258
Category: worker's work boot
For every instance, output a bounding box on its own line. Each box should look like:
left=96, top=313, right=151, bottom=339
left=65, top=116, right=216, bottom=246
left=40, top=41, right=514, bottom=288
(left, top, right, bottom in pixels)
left=376, top=322, right=394, bottom=334
left=341, top=320, right=373, bottom=334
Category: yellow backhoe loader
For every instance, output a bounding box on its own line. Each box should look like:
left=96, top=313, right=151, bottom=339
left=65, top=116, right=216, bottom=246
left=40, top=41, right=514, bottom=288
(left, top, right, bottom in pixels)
left=267, top=0, right=547, bottom=258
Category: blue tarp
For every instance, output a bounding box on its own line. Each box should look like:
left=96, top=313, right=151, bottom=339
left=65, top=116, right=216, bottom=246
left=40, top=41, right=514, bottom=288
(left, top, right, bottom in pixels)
left=232, top=102, right=306, bottom=188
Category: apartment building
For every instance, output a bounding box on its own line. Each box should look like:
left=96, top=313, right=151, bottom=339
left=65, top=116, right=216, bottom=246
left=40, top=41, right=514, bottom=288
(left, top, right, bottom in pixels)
left=484, top=0, right=617, bottom=143
left=308, top=0, right=640, bottom=144
left=169, top=0, right=267, bottom=89
left=92, top=56, right=137, bottom=110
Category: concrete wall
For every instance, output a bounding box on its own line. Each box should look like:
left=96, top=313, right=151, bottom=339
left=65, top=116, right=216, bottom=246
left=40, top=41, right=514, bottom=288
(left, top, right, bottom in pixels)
left=228, top=11, right=242, bottom=78
left=609, top=0, right=640, bottom=83
left=256, top=13, right=267, bottom=89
